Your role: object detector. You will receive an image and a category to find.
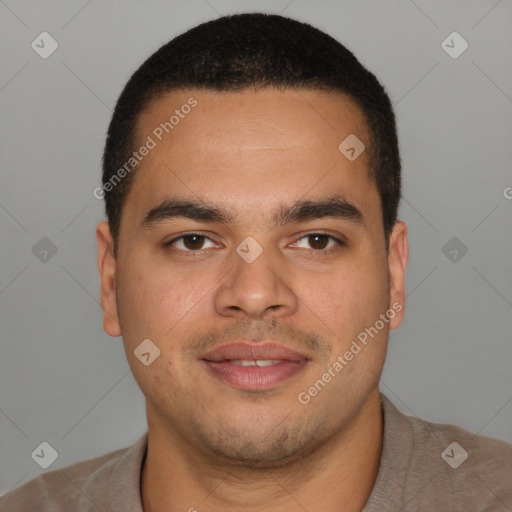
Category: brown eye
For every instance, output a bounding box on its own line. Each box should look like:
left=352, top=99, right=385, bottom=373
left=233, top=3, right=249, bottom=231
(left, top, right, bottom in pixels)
left=165, top=233, right=217, bottom=252
left=290, top=233, right=345, bottom=252
left=182, top=234, right=205, bottom=250
left=307, top=234, right=330, bottom=250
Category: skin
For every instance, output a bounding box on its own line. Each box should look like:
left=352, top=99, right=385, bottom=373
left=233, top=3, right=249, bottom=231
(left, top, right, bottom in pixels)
left=96, top=88, right=408, bottom=511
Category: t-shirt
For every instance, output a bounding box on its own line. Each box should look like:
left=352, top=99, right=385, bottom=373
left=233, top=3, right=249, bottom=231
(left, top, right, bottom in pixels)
left=1, top=393, right=511, bottom=511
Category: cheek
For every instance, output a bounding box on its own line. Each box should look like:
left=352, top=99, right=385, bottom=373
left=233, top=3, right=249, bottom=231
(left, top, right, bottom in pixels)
left=323, top=258, right=388, bottom=328
left=119, top=260, right=216, bottom=340
left=115, top=260, right=177, bottom=340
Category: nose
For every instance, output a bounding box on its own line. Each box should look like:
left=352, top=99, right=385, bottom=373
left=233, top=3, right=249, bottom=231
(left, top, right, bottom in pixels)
left=214, top=245, right=298, bottom=320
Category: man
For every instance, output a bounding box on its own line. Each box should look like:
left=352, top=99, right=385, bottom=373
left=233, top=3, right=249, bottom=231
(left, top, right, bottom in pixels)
left=2, top=12, right=511, bottom=512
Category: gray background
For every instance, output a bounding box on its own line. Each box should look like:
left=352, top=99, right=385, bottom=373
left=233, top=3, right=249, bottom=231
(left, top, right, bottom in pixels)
left=1, top=0, right=511, bottom=497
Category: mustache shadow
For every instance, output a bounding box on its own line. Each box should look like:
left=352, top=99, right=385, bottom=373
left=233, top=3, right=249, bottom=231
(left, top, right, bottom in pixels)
left=183, top=318, right=330, bottom=359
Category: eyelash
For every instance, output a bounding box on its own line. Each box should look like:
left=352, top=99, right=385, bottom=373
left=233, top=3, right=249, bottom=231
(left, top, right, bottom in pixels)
left=163, top=232, right=346, bottom=255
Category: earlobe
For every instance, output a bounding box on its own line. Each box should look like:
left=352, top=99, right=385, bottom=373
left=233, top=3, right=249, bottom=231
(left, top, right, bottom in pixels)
left=387, top=221, right=409, bottom=330
left=96, top=221, right=122, bottom=337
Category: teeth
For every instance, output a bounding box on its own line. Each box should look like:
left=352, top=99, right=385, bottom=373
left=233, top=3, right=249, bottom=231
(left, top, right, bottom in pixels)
left=230, top=359, right=281, bottom=367
left=255, top=360, right=281, bottom=367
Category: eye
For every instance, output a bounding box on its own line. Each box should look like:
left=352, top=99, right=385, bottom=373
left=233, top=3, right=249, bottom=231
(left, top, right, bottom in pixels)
left=163, top=232, right=345, bottom=254
left=165, top=233, right=218, bottom=252
left=291, top=233, right=345, bottom=251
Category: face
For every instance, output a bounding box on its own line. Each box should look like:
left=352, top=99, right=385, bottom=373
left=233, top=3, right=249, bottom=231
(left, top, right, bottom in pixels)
left=97, top=88, right=408, bottom=468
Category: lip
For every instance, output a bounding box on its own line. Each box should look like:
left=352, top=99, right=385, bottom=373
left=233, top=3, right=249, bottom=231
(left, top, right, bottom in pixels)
left=200, top=342, right=310, bottom=391
left=200, top=342, right=309, bottom=362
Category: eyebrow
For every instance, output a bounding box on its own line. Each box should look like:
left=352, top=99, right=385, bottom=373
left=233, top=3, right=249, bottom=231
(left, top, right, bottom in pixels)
left=140, top=195, right=364, bottom=230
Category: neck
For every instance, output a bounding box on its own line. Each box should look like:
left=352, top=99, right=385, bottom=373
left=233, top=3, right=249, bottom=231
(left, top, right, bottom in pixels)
left=141, top=388, right=383, bottom=512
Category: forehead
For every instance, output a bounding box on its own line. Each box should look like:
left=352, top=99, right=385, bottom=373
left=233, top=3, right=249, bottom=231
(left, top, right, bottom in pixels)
left=124, top=88, right=379, bottom=227
left=138, top=87, right=369, bottom=153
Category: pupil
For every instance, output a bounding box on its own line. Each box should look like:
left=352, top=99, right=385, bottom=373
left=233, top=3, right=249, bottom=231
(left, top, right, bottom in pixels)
left=309, top=234, right=328, bottom=250
left=184, top=235, right=204, bottom=250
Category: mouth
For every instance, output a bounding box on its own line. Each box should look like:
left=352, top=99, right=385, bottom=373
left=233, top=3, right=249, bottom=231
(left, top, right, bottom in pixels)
left=200, top=342, right=310, bottom=391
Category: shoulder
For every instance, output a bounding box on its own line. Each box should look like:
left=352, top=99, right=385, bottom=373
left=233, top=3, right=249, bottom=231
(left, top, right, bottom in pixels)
left=0, top=433, right=147, bottom=512
left=382, top=395, right=512, bottom=509
left=406, top=409, right=512, bottom=474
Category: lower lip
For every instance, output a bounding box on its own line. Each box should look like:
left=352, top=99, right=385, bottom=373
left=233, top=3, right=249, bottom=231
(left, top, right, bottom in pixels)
left=202, top=360, right=308, bottom=391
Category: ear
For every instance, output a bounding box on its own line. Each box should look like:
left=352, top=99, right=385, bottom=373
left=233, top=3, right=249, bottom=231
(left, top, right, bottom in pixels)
left=96, top=221, right=122, bottom=337
left=387, top=221, right=408, bottom=330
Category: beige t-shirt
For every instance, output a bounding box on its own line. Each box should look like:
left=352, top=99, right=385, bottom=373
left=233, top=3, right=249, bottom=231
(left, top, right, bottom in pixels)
left=1, top=393, right=511, bottom=511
